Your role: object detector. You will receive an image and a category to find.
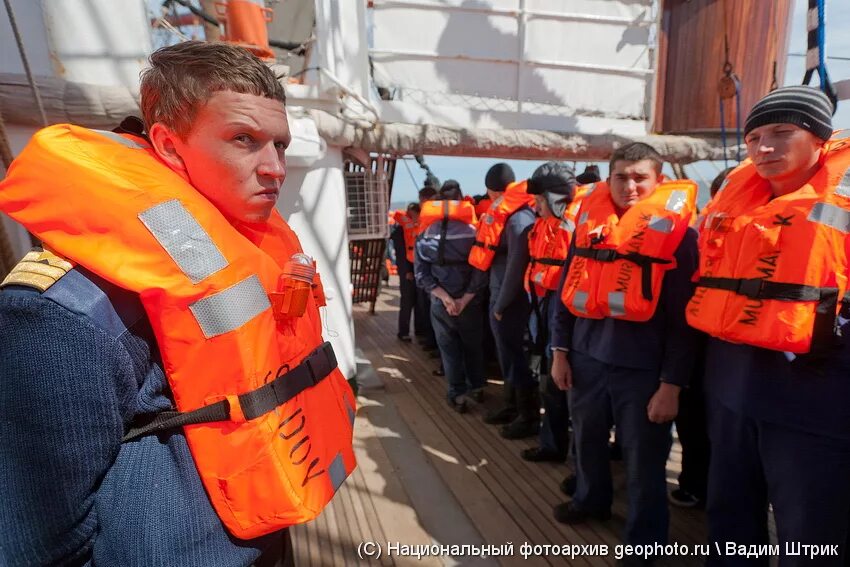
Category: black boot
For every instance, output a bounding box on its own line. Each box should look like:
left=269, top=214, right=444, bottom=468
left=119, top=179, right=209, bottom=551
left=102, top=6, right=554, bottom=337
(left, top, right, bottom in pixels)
left=483, top=382, right=517, bottom=425
left=500, top=385, right=540, bottom=439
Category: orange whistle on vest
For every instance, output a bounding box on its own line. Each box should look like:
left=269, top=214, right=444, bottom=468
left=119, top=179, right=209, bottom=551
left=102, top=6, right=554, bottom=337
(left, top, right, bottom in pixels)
left=271, top=253, right=315, bottom=320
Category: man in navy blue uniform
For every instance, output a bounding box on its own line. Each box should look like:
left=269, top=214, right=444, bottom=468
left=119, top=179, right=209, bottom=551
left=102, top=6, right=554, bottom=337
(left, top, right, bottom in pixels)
left=693, top=86, right=850, bottom=567
left=478, top=163, right=539, bottom=439
left=550, top=143, right=700, bottom=564
left=0, top=42, right=295, bottom=566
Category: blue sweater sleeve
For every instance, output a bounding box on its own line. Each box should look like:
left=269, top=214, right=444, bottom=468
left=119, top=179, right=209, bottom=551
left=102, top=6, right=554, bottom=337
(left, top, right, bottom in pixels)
left=494, top=212, right=533, bottom=313
left=414, top=239, right=438, bottom=293
left=550, top=239, right=577, bottom=349
left=0, top=292, right=134, bottom=566
left=659, top=228, right=702, bottom=387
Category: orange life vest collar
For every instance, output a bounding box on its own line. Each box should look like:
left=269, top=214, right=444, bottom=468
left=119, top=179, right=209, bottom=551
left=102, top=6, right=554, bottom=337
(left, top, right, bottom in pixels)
left=0, top=124, right=357, bottom=538
left=419, top=199, right=477, bottom=231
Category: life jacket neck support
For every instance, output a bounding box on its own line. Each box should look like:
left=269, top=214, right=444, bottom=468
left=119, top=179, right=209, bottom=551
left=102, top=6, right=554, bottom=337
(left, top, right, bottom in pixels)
left=687, top=138, right=850, bottom=354
left=391, top=210, right=418, bottom=263
left=0, top=124, right=357, bottom=539
left=468, top=180, right=535, bottom=270
left=419, top=199, right=477, bottom=266
left=561, top=180, right=697, bottom=321
left=524, top=193, right=583, bottom=296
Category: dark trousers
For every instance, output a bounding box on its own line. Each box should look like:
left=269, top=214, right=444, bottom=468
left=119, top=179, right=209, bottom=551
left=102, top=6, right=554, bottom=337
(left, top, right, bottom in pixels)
left=489, top=294, right=534, bottom=389
left=706, top=397, right=850, bottom=567
left=569, top=351, right=672, bottom=546
left=674, top=359, right=710, bottom=500
left=415, top=287, right=435, bottom=346
left=431, top=296, right=486, bottom=400
left=398, top=274, right=417, bottom=338
left=532, top=293, right=569, bottom=456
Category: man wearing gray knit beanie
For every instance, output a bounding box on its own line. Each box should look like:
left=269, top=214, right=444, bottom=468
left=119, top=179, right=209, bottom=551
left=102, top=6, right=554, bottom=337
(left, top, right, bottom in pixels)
left=688, top=84, right=850, bottom=567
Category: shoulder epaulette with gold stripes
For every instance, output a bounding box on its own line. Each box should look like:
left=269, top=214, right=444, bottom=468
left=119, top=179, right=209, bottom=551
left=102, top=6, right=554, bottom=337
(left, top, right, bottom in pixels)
left=1, top=247, right=74, bottom=292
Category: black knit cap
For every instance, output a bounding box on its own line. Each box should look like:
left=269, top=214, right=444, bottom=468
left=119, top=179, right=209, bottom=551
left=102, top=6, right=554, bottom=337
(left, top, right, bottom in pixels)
left=527, top=162, right=576, bottom=196
left=484, top=163, right=516, bottom=192
left=744, top=86, right=834, bottom=142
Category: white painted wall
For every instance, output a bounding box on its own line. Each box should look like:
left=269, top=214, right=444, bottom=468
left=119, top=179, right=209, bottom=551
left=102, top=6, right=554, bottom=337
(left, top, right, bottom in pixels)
left=277, top=146, right=356, bottom=379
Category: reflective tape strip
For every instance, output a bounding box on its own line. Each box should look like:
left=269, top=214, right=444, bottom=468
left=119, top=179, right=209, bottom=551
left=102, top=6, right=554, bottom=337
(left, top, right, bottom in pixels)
left=573, top=290, right=588, bottom=313
left=139, top=200, right=228, bottom=284
left=328, top=452, right=346, bottom=492
left=608, top=291, right=627, bottom=317
left=92, top=129, right=148, bottom=149
left=648, top=215, right=674, bottom=233
left=836, top=169, right=850, bottom=198
left=579, top=212, right=589, bottom=225
left=345, top=398, right=356, bottom=427
left=189, top=275, right=270, bottom=338
left=585, top=183, right=596, bottom=195
left=562, top=219, right=576, bottom=233
left=809, top=202, right=850, bottom=234
left=665, top=190, right=688, bottom=214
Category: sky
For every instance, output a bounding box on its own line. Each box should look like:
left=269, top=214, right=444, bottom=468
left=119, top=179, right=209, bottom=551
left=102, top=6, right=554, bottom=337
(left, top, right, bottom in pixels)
left=389, top=0, right=850, bottom=206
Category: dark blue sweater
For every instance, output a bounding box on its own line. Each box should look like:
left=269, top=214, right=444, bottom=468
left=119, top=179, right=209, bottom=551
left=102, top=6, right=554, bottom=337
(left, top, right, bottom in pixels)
left=551, top=228, right=701, bottom=387
left=0, top=268, right=285, bottom=566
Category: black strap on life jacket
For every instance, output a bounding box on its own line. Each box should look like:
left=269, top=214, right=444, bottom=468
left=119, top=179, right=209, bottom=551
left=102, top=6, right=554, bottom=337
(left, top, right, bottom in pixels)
left=530, top=257, right=564, bottom=267
left=472, top=240, right=498, bottom=251
left=122, top=341, right=337, bottom=442
left=574, top=247, right=671, bottom=301
left=697, top=277, right=837, bottom=301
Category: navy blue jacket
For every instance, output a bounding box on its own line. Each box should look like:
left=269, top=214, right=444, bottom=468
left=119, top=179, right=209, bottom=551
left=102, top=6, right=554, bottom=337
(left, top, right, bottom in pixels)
left=390, top=224, right=413, bottom=277
left=551, top=228, right=701, bottom=387
left=0, top=268, right=285, bottom=566
left=705, top=334, right=850, bottom=442
left=490, top=206, right=535, bottom=313
left=415, top=218, right=487, bottom=298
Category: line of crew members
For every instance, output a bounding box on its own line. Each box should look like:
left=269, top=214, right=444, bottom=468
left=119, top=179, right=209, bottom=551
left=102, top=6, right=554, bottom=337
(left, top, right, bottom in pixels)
left=389, top=86, right=850, bottom=567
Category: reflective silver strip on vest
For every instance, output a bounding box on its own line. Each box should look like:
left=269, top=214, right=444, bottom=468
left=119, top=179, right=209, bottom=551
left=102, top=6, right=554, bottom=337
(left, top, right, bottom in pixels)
left=139, top=200, right=228, bottom=284
left=189, top=275, right=270, bottom=338
left=808, top=202, right=850, bottom=234
left=562, top=219, right=576, bottom=233
left=92, top=129, right=148, bottom=149
left=573, top=290, right=589, bottom=313
left=585, top=184, right=597, bottom=195
left=345, top=398, right=356, bottom=427
left=836, top=169, right=850, bottom=198
left=608, top=291, right=626, bottom=316
left=648, top=215, right=674, bottom=233
left=579, top=212, right=589, bottom=225
left=328, top=452, right=347, bottom=492
left=665, top=190, right=688, bottom=214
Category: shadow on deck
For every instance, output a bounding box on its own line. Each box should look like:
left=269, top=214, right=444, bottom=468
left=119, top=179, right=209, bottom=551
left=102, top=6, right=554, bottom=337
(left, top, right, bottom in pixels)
left=292, top=280, right=708, bottom=566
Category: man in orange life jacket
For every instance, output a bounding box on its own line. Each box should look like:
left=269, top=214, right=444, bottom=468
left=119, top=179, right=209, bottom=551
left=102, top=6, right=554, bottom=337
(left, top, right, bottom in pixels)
left=476, top=163, right=539, bottom=439
left=0, top=42, right=350, bottom=566
left=521, top=162, right=580, bottom=463
left=390, top=202, right=421, bottom=341
left=689, top=86, right=850, bottom=566
left=414, top=183, right=488, bottom=412
left=550, top=143, right=700, bottom=560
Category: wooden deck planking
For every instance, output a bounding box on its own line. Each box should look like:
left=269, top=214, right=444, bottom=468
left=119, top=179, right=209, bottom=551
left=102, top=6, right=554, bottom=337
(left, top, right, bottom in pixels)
left=292, top=281, right=708, bottom=566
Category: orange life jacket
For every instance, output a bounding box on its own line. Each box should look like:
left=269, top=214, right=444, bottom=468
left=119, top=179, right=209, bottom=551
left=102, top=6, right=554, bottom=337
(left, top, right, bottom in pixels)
left=418, top=199, right=477, bottom=266
left=524, top=190, right=585, bottom=296
left=468, top=180, right=536, bottom=270
left=0, top=125, right=357, bottom=539
left=686, top=138, right=850, bottom=354
left=561, top=179, right=697, bottom=321
left=391, top=210, right=418, bottom=263
left=419, top=199, right=477, bottom=230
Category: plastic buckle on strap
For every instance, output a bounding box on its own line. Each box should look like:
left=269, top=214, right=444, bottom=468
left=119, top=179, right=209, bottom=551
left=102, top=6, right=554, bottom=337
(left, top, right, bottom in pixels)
left=736, top=278, right=765, bottom=299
